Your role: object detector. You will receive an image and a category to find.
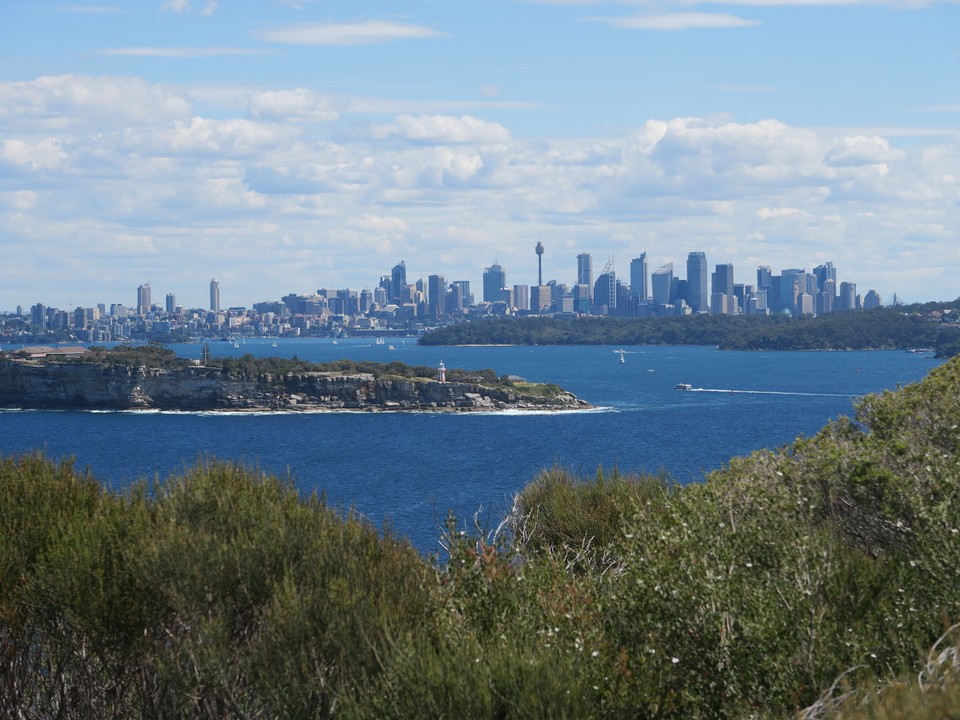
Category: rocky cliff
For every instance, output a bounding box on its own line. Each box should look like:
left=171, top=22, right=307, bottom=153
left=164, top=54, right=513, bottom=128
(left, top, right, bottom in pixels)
left=0, top=359, right=590, bottom=412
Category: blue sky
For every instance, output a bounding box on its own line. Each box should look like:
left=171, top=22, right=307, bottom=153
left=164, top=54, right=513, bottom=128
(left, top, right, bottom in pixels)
left=1, top=0, right=958, bottom=311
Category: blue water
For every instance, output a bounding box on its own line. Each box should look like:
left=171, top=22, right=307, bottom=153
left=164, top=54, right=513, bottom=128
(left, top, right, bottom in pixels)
left=0, top=340, right=941, bottom=553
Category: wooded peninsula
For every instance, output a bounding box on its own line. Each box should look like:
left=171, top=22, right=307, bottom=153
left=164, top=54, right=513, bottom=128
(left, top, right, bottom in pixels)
left=420, top=304, right=960, bottom=356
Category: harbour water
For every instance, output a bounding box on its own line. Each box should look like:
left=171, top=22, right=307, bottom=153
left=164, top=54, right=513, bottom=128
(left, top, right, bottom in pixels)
left=0, top=340, right=941, bottom=553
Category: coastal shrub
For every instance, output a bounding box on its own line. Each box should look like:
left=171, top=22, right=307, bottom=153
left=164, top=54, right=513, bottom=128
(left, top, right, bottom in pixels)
left=3, top=355, right=960, bottom=717
left=0, top=455, right=444, bottom=719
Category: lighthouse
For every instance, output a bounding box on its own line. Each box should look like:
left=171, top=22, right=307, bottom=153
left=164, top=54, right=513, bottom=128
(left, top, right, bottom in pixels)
left=437, top=360, right=446, bottom=384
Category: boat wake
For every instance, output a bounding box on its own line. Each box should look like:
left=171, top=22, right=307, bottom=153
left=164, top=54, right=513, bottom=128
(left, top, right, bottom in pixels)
left=688, top=388, right=859, bottom=398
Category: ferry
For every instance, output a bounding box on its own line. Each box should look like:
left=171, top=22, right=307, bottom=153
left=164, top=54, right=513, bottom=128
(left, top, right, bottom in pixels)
left=674, top=383, right=692, bottom=391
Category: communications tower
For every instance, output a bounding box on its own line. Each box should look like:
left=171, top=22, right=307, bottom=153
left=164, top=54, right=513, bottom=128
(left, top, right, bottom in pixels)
left=535, top=240, right=544, bottom=286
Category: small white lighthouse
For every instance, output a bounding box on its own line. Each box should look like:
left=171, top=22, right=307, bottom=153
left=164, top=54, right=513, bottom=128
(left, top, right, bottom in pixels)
left=437, top=360, right=446, bottom=384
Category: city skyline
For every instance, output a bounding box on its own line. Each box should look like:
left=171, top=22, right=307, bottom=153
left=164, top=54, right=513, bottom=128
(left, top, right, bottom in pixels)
left=2, top=2, right=960, bottom=310
left=10, top=247, right=880, bottom=322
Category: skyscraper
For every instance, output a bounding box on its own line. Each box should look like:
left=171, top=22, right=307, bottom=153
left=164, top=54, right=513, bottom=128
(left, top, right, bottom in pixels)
left=137, top=282, right=151, bottom=317
left=577, top=253, right=593, bottom=300
left=483, top=263, right=507, bottom=303
left=593, top=267, right=616, bottom=315
left=651, top=263, right=673, bottom=306
left=630, top=253, right=648, bottom=300
left=686, top=252, right=708, bottom=313
left=390, top=261, right=407, bottom=302
left=427, top=274, right=446, bottom=317
left=165, top=293, right=176, bottom=314
left=813, top=262, right=837, bottom=292
left=210, top=278, right=220, bottom=313
left=711, top=263, right=735, bottom=315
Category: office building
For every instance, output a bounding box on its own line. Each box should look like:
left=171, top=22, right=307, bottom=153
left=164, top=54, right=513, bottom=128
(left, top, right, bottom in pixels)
left=630, top=253, right=648, bottom=301
left=427, top=274, right=446, bottom=317
left=577, top=254, right=593, bottom=300
left=593, top=269, right=617, bottom=315
left=686, top=252, right=708, bottom=313
left=165, top=293, right=176, bottom=314
left=531, top=285, right=552, bottom=314
left=483, top=263, right=507, bottom=303
left=711, top=263, right=735, bottom=315
left=390, top=261, right=407, bottom=302
left=651, top=264, right=673, bottom=306
left=513, top=284, right=530, bottom=311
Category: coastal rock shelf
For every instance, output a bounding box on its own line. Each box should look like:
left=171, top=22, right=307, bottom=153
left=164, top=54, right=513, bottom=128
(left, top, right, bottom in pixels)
left=0, top=355, right=590, bottom=412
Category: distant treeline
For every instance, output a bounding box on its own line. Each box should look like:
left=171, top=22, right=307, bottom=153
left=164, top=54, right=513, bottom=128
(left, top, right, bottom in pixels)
left=420, top=305, right=960, bottom=355
left=37, top=345, right=508, bottom=387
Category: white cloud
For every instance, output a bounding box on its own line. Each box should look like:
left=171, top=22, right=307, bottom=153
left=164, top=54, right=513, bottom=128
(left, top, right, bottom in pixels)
left=161, top=0, right=189, bottom=12
left=0, top=75, right=192, bottom=130
left=0, top=139, right=67, bottom=170
left=593, top=12, right=759, bottom=29
left=256, top=21, right=447, bottom=46
left=247, top=89, right=340, bottom=122
left=372, top=115, right=512, bottom=144
left=824, top=135, right=904, bottom=166
left=2, top=73, right=960, bottom=305
left=126, top=117, right=300, bottom=156
left=98, top=47, right=271, bottom=57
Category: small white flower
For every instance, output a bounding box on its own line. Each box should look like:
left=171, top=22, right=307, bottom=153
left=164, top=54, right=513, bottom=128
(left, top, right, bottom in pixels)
left=671, top=657, right=680, bottom=664
left=591, top=650, right=600, bottom=658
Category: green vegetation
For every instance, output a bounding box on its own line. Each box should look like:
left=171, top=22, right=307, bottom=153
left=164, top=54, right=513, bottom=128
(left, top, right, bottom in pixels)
left=4, top=355, right=960, bottom=717
left=420, top=306, right=960, bottom=354
left=38, top=345, right=517, bottom=389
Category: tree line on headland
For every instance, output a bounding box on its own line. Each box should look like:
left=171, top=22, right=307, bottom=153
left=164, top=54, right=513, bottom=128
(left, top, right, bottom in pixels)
left=3, top=354, right=960, bottom=716
left=420, top=304, right=960, bottom=356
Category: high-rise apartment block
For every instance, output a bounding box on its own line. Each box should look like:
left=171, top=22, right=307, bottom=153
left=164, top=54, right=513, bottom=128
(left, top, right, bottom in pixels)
left=210, top=279, right=220, bottom=313
left=137, top=283, right=152, bottom=317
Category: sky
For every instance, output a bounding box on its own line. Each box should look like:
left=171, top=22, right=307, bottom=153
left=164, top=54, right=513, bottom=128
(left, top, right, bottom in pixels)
left=1, top=0, right=959, bottom=312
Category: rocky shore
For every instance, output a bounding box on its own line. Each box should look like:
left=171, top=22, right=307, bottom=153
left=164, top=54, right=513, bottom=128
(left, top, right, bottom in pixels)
left=0, top=357, right=591, bottom=412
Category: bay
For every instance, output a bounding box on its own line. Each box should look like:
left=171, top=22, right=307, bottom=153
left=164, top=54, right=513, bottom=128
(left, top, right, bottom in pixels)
left=0, top=340, right=941, bottom=553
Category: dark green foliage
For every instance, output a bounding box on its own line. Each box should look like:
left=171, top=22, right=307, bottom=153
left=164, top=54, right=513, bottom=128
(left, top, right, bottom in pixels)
left=419, top=308, right=960, bottom=353
left=4, top=355, right=960, bottom=717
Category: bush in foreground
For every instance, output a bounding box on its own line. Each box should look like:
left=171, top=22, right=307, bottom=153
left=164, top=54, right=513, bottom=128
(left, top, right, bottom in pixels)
left=2, top=355, right=960, bottom=717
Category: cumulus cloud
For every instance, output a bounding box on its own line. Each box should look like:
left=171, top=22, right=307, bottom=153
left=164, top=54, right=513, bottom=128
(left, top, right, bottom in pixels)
left=127, top=117, right=300, bottom=156
left=256, top=21, right=447, bottom=46
left=824, top=135, right=904, bottom=166
left=247, top=89, right=340, bottom=122
left=371, top=115, right=512, bottom=145
left=0, top=75, right=191, bottom=130
left=2, top=73, right=959, bottom=305
left=0, top=139, right=68, bottom=170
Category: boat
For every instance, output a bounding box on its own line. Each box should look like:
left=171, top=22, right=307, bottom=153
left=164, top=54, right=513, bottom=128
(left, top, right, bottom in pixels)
left=675, top=383, right=692, bottom=391
left=376, top=337, right=385, bottom=345
left=618, top=351, right=625, bottom=364
left=271, top=340, right=277, bottom=348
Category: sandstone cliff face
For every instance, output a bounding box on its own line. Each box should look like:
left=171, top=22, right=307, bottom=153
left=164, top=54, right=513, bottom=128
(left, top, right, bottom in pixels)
left=0, top=360, right=589, bottom=412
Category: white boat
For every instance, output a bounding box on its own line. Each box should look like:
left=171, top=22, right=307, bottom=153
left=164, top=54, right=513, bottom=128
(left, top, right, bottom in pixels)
left=376, top=337, right=385, bottom=345
left=675, top=383, right=692, bottom=391
left=618, top=351, right=625, bottom=364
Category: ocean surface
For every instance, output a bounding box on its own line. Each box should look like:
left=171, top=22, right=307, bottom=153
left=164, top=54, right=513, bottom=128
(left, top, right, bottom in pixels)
left=0, top=339, right=941, bottom=553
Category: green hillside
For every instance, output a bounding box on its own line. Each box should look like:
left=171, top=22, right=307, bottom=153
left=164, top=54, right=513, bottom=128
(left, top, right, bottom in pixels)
left=3, top=356, right=960, bottom=717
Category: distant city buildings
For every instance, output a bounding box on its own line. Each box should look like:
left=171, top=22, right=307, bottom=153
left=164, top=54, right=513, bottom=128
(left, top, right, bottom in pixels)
left=3, top=240, right=892, bottom=344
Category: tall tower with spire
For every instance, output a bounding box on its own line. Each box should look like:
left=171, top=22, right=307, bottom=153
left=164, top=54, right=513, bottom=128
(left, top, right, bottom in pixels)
left=535, top=240, right=544, bottom=286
